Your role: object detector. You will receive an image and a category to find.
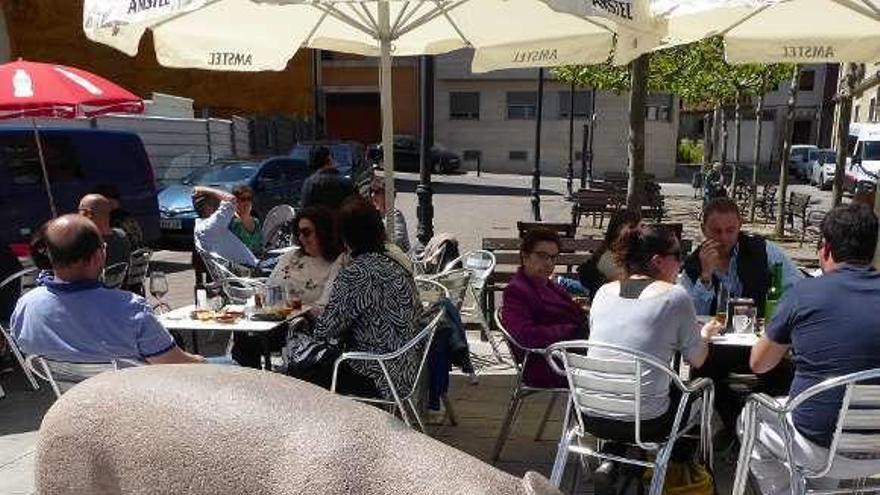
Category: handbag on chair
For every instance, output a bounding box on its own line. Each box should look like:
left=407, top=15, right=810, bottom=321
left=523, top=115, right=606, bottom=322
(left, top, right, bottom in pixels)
left=284, top=333, right=342, bottom=389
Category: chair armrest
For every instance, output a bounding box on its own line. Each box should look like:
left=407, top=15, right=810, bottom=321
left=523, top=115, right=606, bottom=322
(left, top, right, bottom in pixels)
left=683, top=377, right=714, bottom=394
left=746, top=392, right=786, bottom=414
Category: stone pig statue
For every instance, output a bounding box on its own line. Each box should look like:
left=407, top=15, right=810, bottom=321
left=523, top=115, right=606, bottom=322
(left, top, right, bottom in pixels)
left=36, top=364, right=562, bottom=495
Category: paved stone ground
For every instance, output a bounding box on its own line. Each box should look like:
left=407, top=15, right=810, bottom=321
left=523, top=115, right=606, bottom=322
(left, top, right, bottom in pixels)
left=0, top=171, right=835, bottom=494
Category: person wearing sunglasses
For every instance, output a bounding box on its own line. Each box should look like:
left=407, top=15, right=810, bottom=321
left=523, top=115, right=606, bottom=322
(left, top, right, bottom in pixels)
left=227, top=207, right=346, bottom=369
left=228, top=184, right=263, bottom=257
left=585, top=224, right=721, bottom=492
left=501, top=228, right=587, bottom=389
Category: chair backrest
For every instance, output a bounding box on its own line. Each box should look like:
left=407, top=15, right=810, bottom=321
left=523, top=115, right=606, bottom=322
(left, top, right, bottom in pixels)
left=785, top=368, right=880, bottom=478
left=102, top=262, right=129, bottom=289
left=25, top=355, right=141, bottom=398
left=494, top=308, right=545, bottom=377
left=0, top=266, right=36, bottom=292
left=415, top=277, right=450, bottom=311
left=199, top=249, right=242, bottom=284
left=450, top=250, right=496, bottom=287
left=426, top=269, right=471, bottom=309
left=546, top=340, right=691, bottom=449
left=262, top=204, right=297, bottom=242
left=517, top=221, right=575, bottom=238
left=124, top=248, right=152, bottom=289
left=393, top=307, right=445, bottom=401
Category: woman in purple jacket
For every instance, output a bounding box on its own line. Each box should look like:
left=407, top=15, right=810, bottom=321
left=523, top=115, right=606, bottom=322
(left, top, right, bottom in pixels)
left=501, top=228, right=586, bottom=388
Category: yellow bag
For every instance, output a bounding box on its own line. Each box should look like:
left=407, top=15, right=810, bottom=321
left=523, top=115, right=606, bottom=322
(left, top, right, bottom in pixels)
left=643, top=461, right=715, bottom=495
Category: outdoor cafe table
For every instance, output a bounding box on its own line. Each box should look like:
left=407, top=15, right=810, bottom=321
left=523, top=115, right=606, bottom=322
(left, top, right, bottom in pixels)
left=159, top=305, right=308, bottom=370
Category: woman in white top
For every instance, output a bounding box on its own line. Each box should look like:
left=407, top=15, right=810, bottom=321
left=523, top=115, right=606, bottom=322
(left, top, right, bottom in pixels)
left=587, top=224, right=722, bottom=440
left=269, top=206, right=344, bottom=313
left=232, top=207, right=343, bottom=368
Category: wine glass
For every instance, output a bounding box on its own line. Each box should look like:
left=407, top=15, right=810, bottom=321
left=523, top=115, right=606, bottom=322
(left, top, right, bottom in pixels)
left=149, top=271, right=170, bottom=312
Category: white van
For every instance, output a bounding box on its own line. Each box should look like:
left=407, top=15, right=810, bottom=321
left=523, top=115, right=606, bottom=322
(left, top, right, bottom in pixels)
left=845, top=122, right=880, bottom=190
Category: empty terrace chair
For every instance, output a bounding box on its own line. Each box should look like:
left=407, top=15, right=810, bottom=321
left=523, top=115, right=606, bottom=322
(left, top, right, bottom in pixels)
left=123, top=248, right=152, bottom=294
left=546, top=340, right=714, bottom=495
left=101, top=261, right=128, bottom=289
left=733, top=368, right=880, bottom=495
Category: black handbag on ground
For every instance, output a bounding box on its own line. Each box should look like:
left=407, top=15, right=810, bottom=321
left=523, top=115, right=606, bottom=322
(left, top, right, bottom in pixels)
left=284, top=333, right=342, bottom=389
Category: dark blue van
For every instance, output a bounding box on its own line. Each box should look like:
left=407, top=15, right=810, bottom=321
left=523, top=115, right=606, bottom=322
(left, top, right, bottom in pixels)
left=0, top=127, right=160, bottom=253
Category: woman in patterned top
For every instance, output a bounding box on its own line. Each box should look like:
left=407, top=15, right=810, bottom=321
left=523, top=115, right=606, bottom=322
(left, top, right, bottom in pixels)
left=313, top=198, right=420, bottom=398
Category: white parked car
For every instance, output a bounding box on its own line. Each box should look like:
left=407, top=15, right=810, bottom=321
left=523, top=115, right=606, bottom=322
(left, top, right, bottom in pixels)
left=811, top=149, right=837, bottom=190
left=789, top=145, right=819, bottom=180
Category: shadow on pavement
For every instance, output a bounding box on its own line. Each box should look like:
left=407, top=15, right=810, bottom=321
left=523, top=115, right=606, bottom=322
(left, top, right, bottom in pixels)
left=0, top=372, right=54, bottom=436
left=395, top=177, right=562, bottom=197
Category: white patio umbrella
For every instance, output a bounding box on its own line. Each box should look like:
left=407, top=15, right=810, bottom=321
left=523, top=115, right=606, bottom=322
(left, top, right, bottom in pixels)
left=83, top=0, right=623, bottom=219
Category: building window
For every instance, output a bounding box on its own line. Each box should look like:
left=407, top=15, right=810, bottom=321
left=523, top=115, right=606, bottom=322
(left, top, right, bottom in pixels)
left=509, top=150, right=528, bottom=161
left=558, top=91, right=591, bottom=119
left=855, top=105, right=861, bottom=123
left=645, top=94, right=673, bottom=122
left=449, top=92, right=480, bottom=120
left=871, top=98, right=878, bottom=122
left=798, top=70, right=815, bottom=91
left=506, top=92, right=537, bottom=120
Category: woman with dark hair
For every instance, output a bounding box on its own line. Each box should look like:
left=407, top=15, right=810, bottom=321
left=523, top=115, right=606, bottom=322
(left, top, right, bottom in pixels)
left=310, top=197, right=420, bottom=396
left=577, top=210, right=642, bottom=296
left=585, top=225, right=721, bottom=440
left=269, top=206, right=344, bottom=313
left=501, top=228, right=587, bottom=388
left=228, top=184, right=262, bottom=256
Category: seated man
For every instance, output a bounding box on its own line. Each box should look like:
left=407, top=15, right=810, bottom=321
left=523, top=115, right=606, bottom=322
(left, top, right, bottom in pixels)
left=192, top=186, right=259, bottom=269
left=11, top=214, right=204, bottom=365
left=745, top=203, right=880, bottom=493
left=681, top=197, right=801, bottom=430
left=78, top=193, right=131, bottom=268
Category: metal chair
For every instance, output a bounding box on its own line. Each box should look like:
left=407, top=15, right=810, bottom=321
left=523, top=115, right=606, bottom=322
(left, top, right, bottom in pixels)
left=0, top=267, right=39, bottom=391
left=734, top=368, right=880, bottom=495
left=263, top=205, right=297, bottom=251
left=24, top=355, right=141, bottom=399
left=444, top=250, right=504, bottom=364
left=491, top=308, right=571, bottom=463
left=545, top=340, right=715, bottom=495
left=102, top=261, right=129, bottom=289
left=221, top=276, right=267, bottom=305
left=331, top=307, right=444, bottom=432
left=123, top=248, right=152, bottom=294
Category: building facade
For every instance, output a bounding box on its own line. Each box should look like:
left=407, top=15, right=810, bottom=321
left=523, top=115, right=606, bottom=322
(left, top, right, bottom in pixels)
left=434, top=50, right=680, bottom=179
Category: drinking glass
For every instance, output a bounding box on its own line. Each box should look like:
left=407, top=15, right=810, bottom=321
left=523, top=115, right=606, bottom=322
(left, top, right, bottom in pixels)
left=732, top=304, right=758, bottom=334
left=714, top=282, right=730, bottom=326
left=149, top=272, right=170, bottom=313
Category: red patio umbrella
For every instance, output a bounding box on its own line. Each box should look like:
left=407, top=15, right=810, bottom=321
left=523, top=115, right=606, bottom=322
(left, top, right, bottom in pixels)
left=0, top=59, right=144, bottom=215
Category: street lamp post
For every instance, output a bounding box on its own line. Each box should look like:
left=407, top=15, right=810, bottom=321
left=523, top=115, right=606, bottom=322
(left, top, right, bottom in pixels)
left=416, top=55, right=435, bottom=246
left=566, top=81, right=575, bottom=199
left=532, top=67, right=544, bottom=221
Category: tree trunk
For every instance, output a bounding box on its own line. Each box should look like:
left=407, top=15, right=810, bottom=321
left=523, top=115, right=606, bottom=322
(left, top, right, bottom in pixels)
left=721, top=106, right=729, bottom=170
left=712, top=104, right=721, bottom=164
left=749, top=87, right=766, bottom=223
left=775, top=64, right=802, bottom=237
left=703, top=112, right=713, bottom=166
left=832, top=63, right=857, bottom=206
left=626, top=54, right=649, bottom=212
left=733, top=90, right=742, bottom=188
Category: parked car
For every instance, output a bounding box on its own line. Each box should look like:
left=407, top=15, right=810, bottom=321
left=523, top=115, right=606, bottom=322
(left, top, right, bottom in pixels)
left=289, top=141, right=369, bottom=181
left=789, top=144, right=819, bottom=180
left=367, top=135, right=462, bottom=174
left=157, top=157, right=308, bottom=243
left=810, top=149, right=837, bottom=190
left=0, top=127, right=159, bottom=255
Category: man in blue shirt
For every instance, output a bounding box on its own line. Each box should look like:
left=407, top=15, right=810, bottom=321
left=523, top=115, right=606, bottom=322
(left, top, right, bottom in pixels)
left=192, top=186, right=259, bottom=268
left=12, top=215, right=204, bottom=365
left=748, top=203, right=880, bottom=492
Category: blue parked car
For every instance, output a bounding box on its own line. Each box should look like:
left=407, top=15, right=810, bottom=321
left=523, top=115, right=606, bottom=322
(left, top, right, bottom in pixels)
left=158, top=157, right=308, bottom=244
left=0, top=127, right=159, bottom=254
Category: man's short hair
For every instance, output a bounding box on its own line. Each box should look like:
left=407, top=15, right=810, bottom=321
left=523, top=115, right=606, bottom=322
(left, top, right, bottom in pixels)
left=78, top=194, right=112, bottom=219
left=45, top=215, right=103, bottom=269
left=192, top=192, right=220, bottom=218
left=702, top=197, right=741, bottom=224
left=821, top=203, right=878, bottom=265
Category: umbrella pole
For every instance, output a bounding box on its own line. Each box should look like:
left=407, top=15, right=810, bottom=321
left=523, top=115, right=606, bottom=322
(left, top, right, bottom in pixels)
left=378, top=3, right=395, bottom=229
left=31, top=119, right=58, bottom=218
